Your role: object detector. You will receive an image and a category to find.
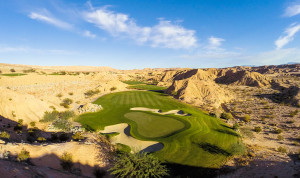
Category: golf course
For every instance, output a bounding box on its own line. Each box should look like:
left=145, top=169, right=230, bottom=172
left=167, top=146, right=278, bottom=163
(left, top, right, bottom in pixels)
left=78, top=90, right=242, bottom=168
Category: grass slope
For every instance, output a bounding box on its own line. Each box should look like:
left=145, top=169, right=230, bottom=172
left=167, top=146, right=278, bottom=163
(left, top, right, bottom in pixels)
left=78, top=91, right=240, bottom=168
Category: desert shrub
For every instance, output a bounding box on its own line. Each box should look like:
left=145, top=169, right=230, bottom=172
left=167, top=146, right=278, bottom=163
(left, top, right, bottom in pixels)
left=171, top=90, right=178, bottom=96
left=221, top=112, right=234, bottom=120
left=56, top=93, right=63, bottom=98
left=244, top=115, right=251, bottom=122
left=72, top=132, right=84, bottom=141
left=68, top=92, right=73, bottom=95
left=52, top=119, right=72, bottom=131
left=289, top=110, right=299, bottom=117
left=93, top=167, right=107, bottom=178
left=0, top=131, right=10, bottom=139
left=60, top=98, right=73, bottom=108
left=274, top=128, right=283, bottom=134
left=0, top=70, right=2, bottom=74
left=240, top=127, right=254, bottom=138
left=59, top=111, right=75, bottom=120
left=277, top=146, right=287, bottom=153
left=60, top=152, right=73, bottom=171
left=17, top=149, right=30, bottom=162
left=10, top=68, right=16, bottom=72
left=233, top=123, right=240, bottom=131
left=84, top=89, right=100, bottom=97
left=110, top=87, right=117, bottom=91
left=37, top=137, right=46, bottom=142
left=254, top=126, right=262, bottom=133
left=40, top=111, right=59, bottom=122
left=23, top=69, right=36, bottom=73
left=277, top=135, right=284, bottom=141
left=109, top=152, right=168, bottom=178
left=29, top=121, right=36, bottom=127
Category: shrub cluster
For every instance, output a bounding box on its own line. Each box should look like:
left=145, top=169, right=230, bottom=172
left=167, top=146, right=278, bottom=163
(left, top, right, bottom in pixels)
left=60, top=98, right=73, bottom=108
left=84, top=89, right=100, bottom=97
left=72, top=132, right=84, bottom=141
left=60, top=152, right=73, bottom=171
left=17, top=149, right=30, bottom=162
left=254, top=126, right=262, bottom=133
left=221, top=112, right=234, bottom=120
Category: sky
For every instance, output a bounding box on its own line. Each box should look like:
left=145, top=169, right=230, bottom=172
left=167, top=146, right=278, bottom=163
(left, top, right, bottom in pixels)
left=1, top=0, right=300, bottom=69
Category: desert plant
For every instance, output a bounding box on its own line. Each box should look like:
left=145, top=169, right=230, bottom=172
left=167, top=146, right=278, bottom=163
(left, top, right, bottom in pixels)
left=10, top=68, right=16, bottom=72
left=17, top=119, right=23, bottom=125
left=40, top=111, right=59, bottom=122
left=0, top=131, right=10, bottom=139
left=84, top=89, right=100, bottom=97
left=60, top=98, right=73, bottom=108
left=17, top=149, right=30, bottom=162
left=109, top=152, right=168, bottom=178
left=72, top=132, right=84, bottom=141
left=30, top=121, right=36, bottom=127
left=230, top=141, right=246, bottom=155
left=289, top=110, right=299, bottom=117
left=60, top=152, right=73, bottom=171
left=244, top=115, right=251, bottom=122
left=110, top=87, right=117, bottom=91
left=59, top=111, right=75, bottom=120
left=56, top=93, right=63, bottom=98
left=221, top=112, right=234, bottom=120
left=68, top=92, right=73, bottom=95
left=37, top=137, right=46, bottom=142
left=277, top=146, right=287, bottom=153
left=52, top=119, right=72, bottom=131
left=274, top=128, right=283, bottom=134
left=254, top=126, right=262, bottom=133
left=277, top=135, right=284, bottom=141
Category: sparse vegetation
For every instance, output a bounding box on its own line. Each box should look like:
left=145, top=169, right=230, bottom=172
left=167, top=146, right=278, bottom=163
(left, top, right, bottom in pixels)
left=109, top=152, right=168, bottom=178
left=10, top=68, right=16, bottom=72
left=277, top=146, right=287, bottom=153
left=244, top=114, right=251, bottom=122
left=60, top=98, right=73, bottom=108
left=60, top=152, right=73, bottom=171
left=72, top=132, right=84, bottom=141
left=254, top=126, right=262, bottom=133
left=84, top=89, right=100, bottom=97
left=110, top=86, right=117, bottom=91
left=17, top=149, right=30, bottom=162
left=30, top=121, right=36, bottom=127
left=221, top=112, right=234, bottom=120
left=289, top=109, right=299, bottom=117
left=56, top=93, right=63, bottom=98
left=0, top=131, right=10, bottom=139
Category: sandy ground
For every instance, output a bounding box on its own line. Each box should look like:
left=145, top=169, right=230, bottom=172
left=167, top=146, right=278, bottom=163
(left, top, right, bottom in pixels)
left=0, top=141, right=103, bottom=177
left=130, top=107, right=189, bottom=116
left=100, top=123, right=163, bottom=152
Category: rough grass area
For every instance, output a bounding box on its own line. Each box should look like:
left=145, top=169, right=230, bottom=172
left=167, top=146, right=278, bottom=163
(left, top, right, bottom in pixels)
left=127, top=84, right=167, bottom=91
left=122, top=80, right=145, bottom=85
left=77, top=91, right=240, bottom=168
left=125, top=112, right=185, bottom=138
left=1, top=73, right=27, bottom=76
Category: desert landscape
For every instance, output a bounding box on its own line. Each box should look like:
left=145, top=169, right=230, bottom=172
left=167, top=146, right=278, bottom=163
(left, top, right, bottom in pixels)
left=0, top=63, right=299, bottom=177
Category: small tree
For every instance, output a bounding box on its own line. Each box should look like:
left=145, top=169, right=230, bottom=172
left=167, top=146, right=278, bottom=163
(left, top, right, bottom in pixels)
left=17, top=149, right=30, bottom=162
left=109, top=152, right=168, bottom=178
left=60, top=152, right=73, bottom=171
left=254, top=126, right=262, bottom=133
left=10, top=68, right=16, bottom=72
left=30, top=121, right=36, bottom=127
left=60, top=98, right=73, bottom=108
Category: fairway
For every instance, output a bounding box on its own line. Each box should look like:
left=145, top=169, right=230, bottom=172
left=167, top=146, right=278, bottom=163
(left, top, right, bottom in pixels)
left=125, top=112, right=185, bottom=138
left=78, top=91, right=241, bottom=168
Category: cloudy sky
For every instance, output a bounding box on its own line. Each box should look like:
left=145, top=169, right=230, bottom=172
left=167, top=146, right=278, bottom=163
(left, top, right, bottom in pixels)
left=1, top=0, right=300, bottom=69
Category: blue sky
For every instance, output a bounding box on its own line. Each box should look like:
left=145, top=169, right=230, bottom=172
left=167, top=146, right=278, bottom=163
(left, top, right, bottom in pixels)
left=1, top=0, right=300, bottom=69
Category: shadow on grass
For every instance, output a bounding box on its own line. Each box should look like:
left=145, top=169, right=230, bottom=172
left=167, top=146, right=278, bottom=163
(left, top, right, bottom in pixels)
left=214, top=129, right=240, bottom=137
left=194, top=142, right=231, bottom=156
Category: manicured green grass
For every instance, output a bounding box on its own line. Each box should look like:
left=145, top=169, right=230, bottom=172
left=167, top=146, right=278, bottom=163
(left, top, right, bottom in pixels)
left=122, top=80, right=145, bottom=85
left=1, top=73, right=27, bottom=76
left=125, top=112, right=185, bottom=138
left=77, top=91, right=241, bottom=168
left=127, top=84, right=167, bottom=91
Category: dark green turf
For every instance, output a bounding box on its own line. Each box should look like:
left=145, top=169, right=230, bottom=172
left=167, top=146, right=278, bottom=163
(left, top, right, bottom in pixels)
left=122, top=80, right=145, bottom=85
left=77, top=91, right=241, bottom=168
left=127, top=84, right=167, bottom=91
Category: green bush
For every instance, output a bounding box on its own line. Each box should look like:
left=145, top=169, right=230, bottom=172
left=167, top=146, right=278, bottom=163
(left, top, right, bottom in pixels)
left=10, top=68, right=16, bottom=72
left=244, top=115, right=251, bottom=122
left=18, top=119, right=23, bottom=125
left=30, top=121, right=36, bottom=127
left=277, top=146, right=287, bottom=153
left=277, top=135, right=284, bottom=141
left=72, top=132, right=84, bottom=141
left=254, top=126, right=262, bottom=133
left=17, top=149, right=30, bottom=162
left=60, top=98, right=73, bottom=108
left=37, top=137, right=46, bottom=142
left=0, top=131, right=10, bottom=139
left=290, top=110, right=299, bottom=117
left=84, top=89, right=100, bottom=97
left=60, top=152, right=73, bottom=171
left=221, top=112, right=234, bottom=120
left=60, top=111, right=75, bottom=120
left=40, top=111, right=59, bottom=122
left=109, top=152, right=168, bottom=178
left=52, top=119, right=72, bottom=131
left=110, top=87, right=117, bottom=91
left=115, top=143, right=131, bottom=154
left=230, top=141, right=246, bottom=155
left=56, top=93, right=63, bottom=98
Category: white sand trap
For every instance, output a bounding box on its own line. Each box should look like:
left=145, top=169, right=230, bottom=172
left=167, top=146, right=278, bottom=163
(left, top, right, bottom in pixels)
left=100, top=123, right=163, bottom=152
left=130, top=107, right=190, bottom=116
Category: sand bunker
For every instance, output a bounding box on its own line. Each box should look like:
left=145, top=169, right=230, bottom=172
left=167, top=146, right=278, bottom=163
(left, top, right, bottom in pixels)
left=100, top=123, right=163, bottom=152
left=130, top=107, right=190, bottom=116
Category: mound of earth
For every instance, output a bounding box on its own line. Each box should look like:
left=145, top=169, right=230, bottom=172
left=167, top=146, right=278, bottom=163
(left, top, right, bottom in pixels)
left=215, top=70, right=272, bottom=87
left=0, top=88, right=51, bottom=124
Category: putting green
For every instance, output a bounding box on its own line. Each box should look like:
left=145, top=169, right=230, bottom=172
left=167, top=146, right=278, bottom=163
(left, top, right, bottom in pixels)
left=78, top=91, right=242, bottom=168
left=124, top=112, right=185, bottom=138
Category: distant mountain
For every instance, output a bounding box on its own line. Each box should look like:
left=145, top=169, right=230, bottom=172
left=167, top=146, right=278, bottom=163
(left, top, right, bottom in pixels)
left=286, top=62, right=300, bottom=65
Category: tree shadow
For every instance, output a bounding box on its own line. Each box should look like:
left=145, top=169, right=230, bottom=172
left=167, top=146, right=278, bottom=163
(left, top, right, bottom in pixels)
left=141, top=143, right=164, bottom=153
left=194, top=142, right=231, bottom=156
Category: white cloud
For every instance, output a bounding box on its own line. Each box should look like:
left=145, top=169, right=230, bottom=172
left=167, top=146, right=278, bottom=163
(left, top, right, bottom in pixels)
left=275, top=23, right=300, bottom=49
left=207, top=36, right=225, bottom=49
left=83, top=8, right=197, bottom=49
left=83, top=30, right=96, bottom=39
left=284, top=4, right=300, bottom=17
left=0, top=45, right=75, bottom=55
left=29, top=9, right=72, bottom=30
